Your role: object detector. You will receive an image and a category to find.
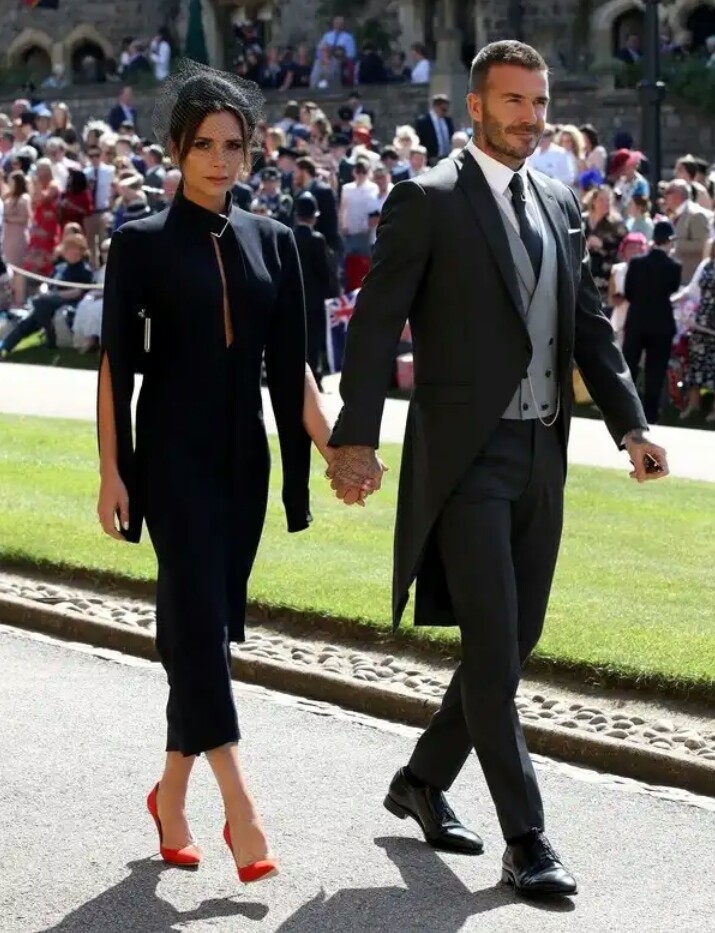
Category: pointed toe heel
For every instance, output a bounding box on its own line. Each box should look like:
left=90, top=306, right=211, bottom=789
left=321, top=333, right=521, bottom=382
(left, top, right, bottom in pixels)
left=146, top=783, right=202, bottom=868
left=223, top=821, right=279, bottom=884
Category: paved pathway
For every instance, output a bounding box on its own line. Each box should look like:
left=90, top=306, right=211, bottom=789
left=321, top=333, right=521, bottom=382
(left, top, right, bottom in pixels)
left=2, top=362, right=714, bottom=482
left=1, top=624, right=714, bottom=933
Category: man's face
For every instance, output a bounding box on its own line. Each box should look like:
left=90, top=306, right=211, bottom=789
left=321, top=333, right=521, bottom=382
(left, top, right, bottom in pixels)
left=674, top=162, right=689, bottom=181
left=262, top=178, right=279, bottom=196
left=627, top=35, right=641, bottom=52
left=293, top=167, right=307, bottom=189
left=63, top=244, right=83, bottom=264
left=36, top=116, right=50, bottom=135
left=120, top=87, right=133, bottom=105
left=467, top=64, right=548, bottom=166
left=409, top=151, right=426, bottom=172
left=333, top=16, right=345, bottom=31
left=664, top=186, right=684, bottom=213
left=374, top=170, right=388, bottom=191
left=435, top=100, right=450, bottom=118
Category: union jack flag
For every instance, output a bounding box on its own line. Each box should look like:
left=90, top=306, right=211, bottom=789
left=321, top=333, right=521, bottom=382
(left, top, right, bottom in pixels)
left=23, top=1, right=59, bottom=8
left=325, top=289, right=360, bottom=373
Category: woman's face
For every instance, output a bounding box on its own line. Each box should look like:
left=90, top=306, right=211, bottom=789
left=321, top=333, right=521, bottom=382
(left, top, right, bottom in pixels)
left=560, top=133, right=574, bottom=152
left=179, top=111, right=245, bottom=203
left=37, top=165, right=52, bottom=186
left=53, top=106, right=67, bottom=128
left=594, top=189, right=610, bottom=213
left=300, top=105, right=313, bottom=124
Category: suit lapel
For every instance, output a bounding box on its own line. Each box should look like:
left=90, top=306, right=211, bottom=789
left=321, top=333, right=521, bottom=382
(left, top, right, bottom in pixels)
left=456, top=152, right=526, bottom=322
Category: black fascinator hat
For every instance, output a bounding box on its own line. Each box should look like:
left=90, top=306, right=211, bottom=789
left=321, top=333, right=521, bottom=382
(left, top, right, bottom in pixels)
left=152, top=58, right=265, bottom=166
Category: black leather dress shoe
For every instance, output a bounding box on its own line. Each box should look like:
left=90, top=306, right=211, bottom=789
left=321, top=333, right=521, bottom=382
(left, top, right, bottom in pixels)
left=383, top=768, right=483, bottom=855
left=502, top=832, right=578, bottom=897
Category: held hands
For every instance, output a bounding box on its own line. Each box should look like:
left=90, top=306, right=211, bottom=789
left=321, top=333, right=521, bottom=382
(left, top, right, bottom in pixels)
left=325, top=445, right=388, bottom=507
left=97, top=469, right=130, bottom=540
left=624, top=431, right=669, bottom=483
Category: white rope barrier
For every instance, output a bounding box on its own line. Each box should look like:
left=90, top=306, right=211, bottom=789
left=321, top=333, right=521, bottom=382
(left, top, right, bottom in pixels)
left=6, top=263, right=103, bottom=290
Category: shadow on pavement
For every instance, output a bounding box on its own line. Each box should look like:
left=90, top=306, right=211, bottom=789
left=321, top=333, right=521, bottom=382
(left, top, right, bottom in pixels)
left=275, top=836, right=575, bottom=931
left=37, top=857, right=268, bottom=932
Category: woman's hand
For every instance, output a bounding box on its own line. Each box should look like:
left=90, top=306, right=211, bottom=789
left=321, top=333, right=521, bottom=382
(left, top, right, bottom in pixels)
left=97, top=469, right=130, bottom=540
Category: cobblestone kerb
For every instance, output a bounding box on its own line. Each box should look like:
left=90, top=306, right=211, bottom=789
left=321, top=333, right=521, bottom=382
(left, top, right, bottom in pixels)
left=1, top=575, right=713, bottom=799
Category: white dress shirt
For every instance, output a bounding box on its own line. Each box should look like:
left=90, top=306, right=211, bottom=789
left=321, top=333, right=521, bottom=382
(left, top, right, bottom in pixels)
left=527, top=142, right=576, bottom=186
left=466, top=140, right=544, bottom=238
left=411, top=59, right=430, bottom=84
left=85, top=163, right=115, bottom=212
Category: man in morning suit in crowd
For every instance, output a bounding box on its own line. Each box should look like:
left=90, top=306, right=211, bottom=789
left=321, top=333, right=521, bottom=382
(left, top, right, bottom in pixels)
left=293, top=192, right=337, bottom=390
left=416, top=94, right=455, bottom=164
left=326, top=41, right=669, bottom=899
left=623, top=219, right=682, bottom=424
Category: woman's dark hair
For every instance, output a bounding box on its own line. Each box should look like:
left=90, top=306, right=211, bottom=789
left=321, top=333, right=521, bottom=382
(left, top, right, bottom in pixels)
left=631, top=193, right=650, bottom=213
left=579, top=123, right=599, bottom=149
left=469, top=40, right=547, bottom=93
left=156, top=65, right=265, bottom=180
left=67, top=168, right=88, bottom=195
left=157, top=27, right=171, bottom=44
left=8, top=170, right=27, bottom=198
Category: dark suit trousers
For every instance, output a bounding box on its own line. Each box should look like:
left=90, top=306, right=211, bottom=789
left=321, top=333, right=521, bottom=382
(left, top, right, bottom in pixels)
left=622, top=326, right=673, bottom=424
left=408, top=420, right=564, bottom=840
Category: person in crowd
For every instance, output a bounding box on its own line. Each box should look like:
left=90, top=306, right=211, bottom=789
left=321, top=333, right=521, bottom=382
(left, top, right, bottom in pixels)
left=410, top=42, right=431, bottom=84
left=310, top=46, right=342, bottom=92
left=623, top=220, right=682, bottom=423
left=113, top=174, right=152, bottom=230
left=339, top=158, right=378, bottom=255
left=29, top=104, right=53, bottom=154
left=450, top=130, right=470, bottom=156
left=293, top=191, right=336, bottom=390
left=293, top=156, right=340, bottom=252
left=51, top=103, right=80, bottom=153
left=580, top=123, right=607, bottom=175
left=527, top=124, right=575, bottom=185
left=556, top=124, right=586, bottom=180
left=356, top=43, right=386, bottom=84
left=2, top=171, right=31, bottom=300
left=150, top=27, right=172, bottom=83
left=256, top=166, right=293, bottom=225
left=408, top=145, right=429, bottom=178
left=333, top=46, right=355, bottom=87
left=96, top=61, right=347, bottom=886
left=22, top=159, right=61, bottom=294
left=386, top=51, right=411, bottom=83
left=371, top=162, right=393, bottom=212
left=108, top=87, right=138, bottom=133
left=671, top=239, right=715, bottom=422
left=582, top=184, right=628, bottom=311
left=317, top=15, right=357, bottom=62
left=618, top=33, right=642, bottom=65
left=626, top=193, right=654, bottom=240
left=73, top=237, right=109, bottom=354
left=281, top=47, right=312, bottom=91
left=144, top=144, right=166, bottom=200
left=257, top=47, right=285, bottom=89
left=664, top=178, right=711, bottom=283
left=0, top=232, right=93, bottom=358
left=45, top=137, right=72, bottom=192
left=416, top=95, right=455, bottom=163
left=614, top=149, right=650, bottom=208
left=608, top=231, right=648, bottom=344
left=59, top=167, right=93, bottom=231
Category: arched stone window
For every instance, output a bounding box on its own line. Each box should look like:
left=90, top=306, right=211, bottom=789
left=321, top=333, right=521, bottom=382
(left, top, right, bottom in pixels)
left=6, top=28, right=54, bottom=76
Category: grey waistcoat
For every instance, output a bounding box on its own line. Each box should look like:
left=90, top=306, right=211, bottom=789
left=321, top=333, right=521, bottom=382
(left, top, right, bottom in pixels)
left=497, top=194, right=559, bottom=421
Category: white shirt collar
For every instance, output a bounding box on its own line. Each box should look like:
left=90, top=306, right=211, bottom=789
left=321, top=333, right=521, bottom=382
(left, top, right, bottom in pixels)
left=466, top=140, right=528, bottom=197
left=674, top=200, right=688, bottom=219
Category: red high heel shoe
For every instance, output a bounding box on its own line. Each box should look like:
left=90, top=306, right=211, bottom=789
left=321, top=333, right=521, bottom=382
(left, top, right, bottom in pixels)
left=223, top=821, right=278, bottom=883
left=146, top=783, right=202, bottom=867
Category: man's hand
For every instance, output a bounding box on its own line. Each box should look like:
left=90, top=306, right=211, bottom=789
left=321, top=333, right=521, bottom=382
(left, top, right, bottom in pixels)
left=624, top=430, right=669, bottom=483
left=326, top=445, right=386, bottom=506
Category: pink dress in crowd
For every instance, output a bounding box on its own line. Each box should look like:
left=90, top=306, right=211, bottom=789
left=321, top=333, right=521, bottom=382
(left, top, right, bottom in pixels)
left=2, top=193, right=31, bottom=267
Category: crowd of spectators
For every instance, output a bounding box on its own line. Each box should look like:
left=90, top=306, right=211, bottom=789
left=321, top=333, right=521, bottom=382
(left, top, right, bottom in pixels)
left=0, top=78, right=713, bottom=423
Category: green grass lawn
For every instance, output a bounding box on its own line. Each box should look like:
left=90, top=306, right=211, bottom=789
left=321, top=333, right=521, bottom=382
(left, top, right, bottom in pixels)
left=1, top=413, right=714, bottom=692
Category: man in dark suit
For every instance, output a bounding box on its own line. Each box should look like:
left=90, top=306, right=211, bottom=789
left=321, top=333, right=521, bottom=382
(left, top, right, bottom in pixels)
left=415, top=94, right=455, bottom=163
left=327, top=41, right=669, bottom=899
left=108, top=87, right=138, bottom=133
left=293, top=193, right=338, bottom=389
left=293, top=156, right=341, bottom=254
left=624, top=220, right=682, bottom=423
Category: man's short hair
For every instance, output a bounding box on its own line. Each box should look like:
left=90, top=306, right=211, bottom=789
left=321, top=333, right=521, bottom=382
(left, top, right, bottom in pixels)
left=469, top=40, right=547, bottom=94
left=380, top=146, right=399, bottom=161
left=354, top=159, right=370, bottom=174
left=432, top=93, right=450, bottom=105
left=410, top=145, right=427, bottom=157
left=296, top=156, right=317, bottom=177
left=147, top=144, right=164, bottom=162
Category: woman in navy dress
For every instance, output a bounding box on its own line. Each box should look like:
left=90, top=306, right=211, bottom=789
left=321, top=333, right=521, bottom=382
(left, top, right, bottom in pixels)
left=96, top=64, right=343, bottom=882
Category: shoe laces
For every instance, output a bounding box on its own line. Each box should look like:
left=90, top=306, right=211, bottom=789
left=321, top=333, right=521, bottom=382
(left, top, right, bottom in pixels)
left=531, top=833, right=560, bottom=868
left=432, top=791, right=458, bottom=824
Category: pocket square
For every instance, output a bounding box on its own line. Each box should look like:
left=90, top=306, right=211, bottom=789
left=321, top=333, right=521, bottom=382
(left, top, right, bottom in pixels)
left=567, top=228, right=582, bottom=235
